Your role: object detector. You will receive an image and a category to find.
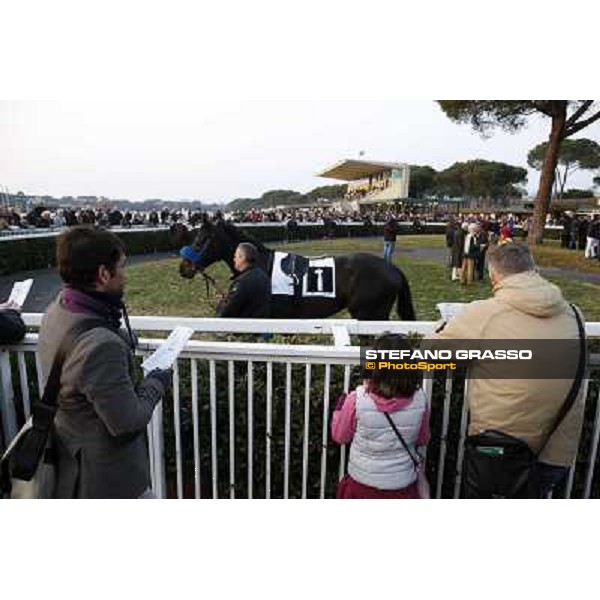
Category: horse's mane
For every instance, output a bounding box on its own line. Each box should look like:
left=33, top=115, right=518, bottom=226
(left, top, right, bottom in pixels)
left=221, top=221, right=271, bottom=255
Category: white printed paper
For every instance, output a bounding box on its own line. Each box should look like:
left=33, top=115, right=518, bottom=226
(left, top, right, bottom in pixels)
left=7, top=279, right=33, bottom=308
left=436, top=302, right=468, bottom=322
left=141, top=327, right=194, bottom=375
left=332, top=324, right=351, bottom=347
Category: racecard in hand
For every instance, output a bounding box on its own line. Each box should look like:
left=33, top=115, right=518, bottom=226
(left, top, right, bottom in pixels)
left=141, top=326, right=194, bottom=375
left=7, top=279, right=34, bottom=308
left=436, top=302, right=467, bottom=322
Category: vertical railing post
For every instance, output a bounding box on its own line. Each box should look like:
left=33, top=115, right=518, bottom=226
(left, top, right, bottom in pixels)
left=338, top=366, right=351, bottom=481
left=436, top=371, right=454, bottom=499
left=191, top=359, right=201, bottom=499
left=247, top=361, right=254, bottom=499
left=283, top=363, right=292, bottom=499
left=0, top=350, right=17, bottom=444
left=319, top=364, right=331, bottom=499
left=301, top=363, right=312, bottom=499
left=151, top=402, right=166, bottom=499
left=228, top=361, right=235, bottom=499
left=453, top=379, right=470, bottom=499
left=583, top=379, right=600, bottom=499
left=266, top=361, right=273, bottom=499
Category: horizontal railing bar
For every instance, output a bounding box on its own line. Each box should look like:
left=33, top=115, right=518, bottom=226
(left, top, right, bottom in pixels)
left=21, top=314, right=437, bottom=335
left=20, top=313, right=600, bottom=337
left=5, top=334, right=358, bottom=362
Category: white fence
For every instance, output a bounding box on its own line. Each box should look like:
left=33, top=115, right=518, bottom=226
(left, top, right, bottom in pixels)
left=1, top=316, right=600, bottom=499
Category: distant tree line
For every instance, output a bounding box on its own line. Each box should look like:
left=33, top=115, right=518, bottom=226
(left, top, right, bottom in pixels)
left=3, top=192, right=221, bottom=213
left=226, top=184, right=348, bottom=212
left=408, top=160, right=528, bottom=201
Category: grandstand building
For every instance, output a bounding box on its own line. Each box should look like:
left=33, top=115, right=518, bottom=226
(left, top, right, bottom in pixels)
left=317, top=159, right=410, bottom=205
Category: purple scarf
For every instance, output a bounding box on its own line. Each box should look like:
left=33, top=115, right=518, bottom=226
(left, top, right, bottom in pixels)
left=61, top=286, right=123, bottom=329
left=61, top=286, right=136, bottom=349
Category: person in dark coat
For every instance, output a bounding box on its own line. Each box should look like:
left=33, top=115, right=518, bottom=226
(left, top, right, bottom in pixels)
left=285, top=216, right=299, bottom=243
left=451, top=222, right=467, bottom=281
left=108, top=209, right=123, bottom=227
left=445, top=220, right=458, bottom=267
left=383, top=216, right=398, bottom=264
left=0, top=301, right=26, bottom=344
left=216, top=243, right=271, bottom=318
left=560, top=213, right=572, bottom=248
left=460, top=223, right=479, bottom=285
left=578, top=217, right=589, bottom=251
left=569, top=217, right=579, bottom=250
left=474, top=224, right=489, bottom=281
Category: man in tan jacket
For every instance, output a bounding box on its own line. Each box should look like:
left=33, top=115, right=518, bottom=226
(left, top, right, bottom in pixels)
left=431, top=243, right=586, bottom=498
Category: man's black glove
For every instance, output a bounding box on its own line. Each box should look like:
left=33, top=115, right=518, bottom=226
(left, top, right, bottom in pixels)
left=146, top=367, right=173, bottom=393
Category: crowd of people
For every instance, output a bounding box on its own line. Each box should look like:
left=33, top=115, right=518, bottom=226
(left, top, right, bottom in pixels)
left=228, top=206, right=450, bottom=225
left=559, top=212, right=600, bottom=259
left=0, top=205, right=196, bottom=231
left=0, top=203, right=464, bottom=232
left=445, top=217, right=508, bottom=284
left=379, top=212, right=526, bottom=281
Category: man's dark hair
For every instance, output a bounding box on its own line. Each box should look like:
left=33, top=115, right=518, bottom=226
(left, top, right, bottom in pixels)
left=56, top=226, right=125, bottom=287
left=365, top=334, right=422, bottom=399
left=237, top=242, right=258, bottom=265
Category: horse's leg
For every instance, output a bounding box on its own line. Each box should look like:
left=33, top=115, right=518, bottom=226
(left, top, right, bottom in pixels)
left=348, top=294, right=395, bottom=320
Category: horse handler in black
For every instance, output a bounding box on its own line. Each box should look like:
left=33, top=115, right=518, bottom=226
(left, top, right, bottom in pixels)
left=216, top=243, right=271, bottom=319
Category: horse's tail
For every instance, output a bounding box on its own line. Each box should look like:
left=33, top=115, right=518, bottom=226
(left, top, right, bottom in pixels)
left=396, top=269, right=416, bottom=321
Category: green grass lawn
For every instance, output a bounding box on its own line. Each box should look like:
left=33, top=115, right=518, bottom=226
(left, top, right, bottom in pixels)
left=529, top=240, right=600, bottom=274
left=125, top=235, right=600, bottom=323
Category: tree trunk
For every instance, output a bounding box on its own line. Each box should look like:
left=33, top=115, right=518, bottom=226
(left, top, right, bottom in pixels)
left=528, top=106, right=567, bottom=245
left=557, top=163, right=570, bottom=200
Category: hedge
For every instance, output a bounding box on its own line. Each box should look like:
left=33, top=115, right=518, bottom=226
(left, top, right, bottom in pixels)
left=0, top=229, right=177, bottom=276
left=0, top=223, right=444, bottom=276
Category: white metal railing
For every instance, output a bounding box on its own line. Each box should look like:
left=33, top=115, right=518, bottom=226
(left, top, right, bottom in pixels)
left=19, top=314, right=600, bottom=341
left=0, top=225, right=174, bottom=242
left=1, top=318, right=600, bottom=499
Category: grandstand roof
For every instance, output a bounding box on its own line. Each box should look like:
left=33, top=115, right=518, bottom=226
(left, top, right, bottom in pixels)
left=317, top=159, right=407, bottom=181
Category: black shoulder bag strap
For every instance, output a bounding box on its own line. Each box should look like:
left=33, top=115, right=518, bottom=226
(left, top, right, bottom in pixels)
left=32, top=319, right=108, bottom=429
left=3, top=319, right=107, bottom=482
left=538, top=303, right=587, bottom=455
left=383, top=412, right=420, bottom=472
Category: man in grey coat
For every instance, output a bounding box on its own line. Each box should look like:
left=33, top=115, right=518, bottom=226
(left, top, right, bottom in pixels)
left=38, top=227, right=172, bottom=498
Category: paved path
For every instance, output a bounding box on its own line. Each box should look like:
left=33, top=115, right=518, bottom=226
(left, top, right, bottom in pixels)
left=0, top=252, right=175, bottom=312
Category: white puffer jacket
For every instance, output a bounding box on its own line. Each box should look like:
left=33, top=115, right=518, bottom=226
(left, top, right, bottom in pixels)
left=348, top=386, right=426, bottom=490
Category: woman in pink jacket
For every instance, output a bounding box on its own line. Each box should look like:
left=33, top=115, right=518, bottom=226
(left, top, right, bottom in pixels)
left=332, top=334, right=430, bottom=499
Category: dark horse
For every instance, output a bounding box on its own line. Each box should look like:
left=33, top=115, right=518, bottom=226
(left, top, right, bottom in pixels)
left=178, top=218, right=416, bottom=320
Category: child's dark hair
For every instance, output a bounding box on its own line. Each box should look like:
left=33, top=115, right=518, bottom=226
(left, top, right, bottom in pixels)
left=364, top=334, right=422, bottom=398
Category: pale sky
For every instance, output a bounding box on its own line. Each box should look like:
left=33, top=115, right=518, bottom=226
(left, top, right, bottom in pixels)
left=2, top=100, right=599, bottom=204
